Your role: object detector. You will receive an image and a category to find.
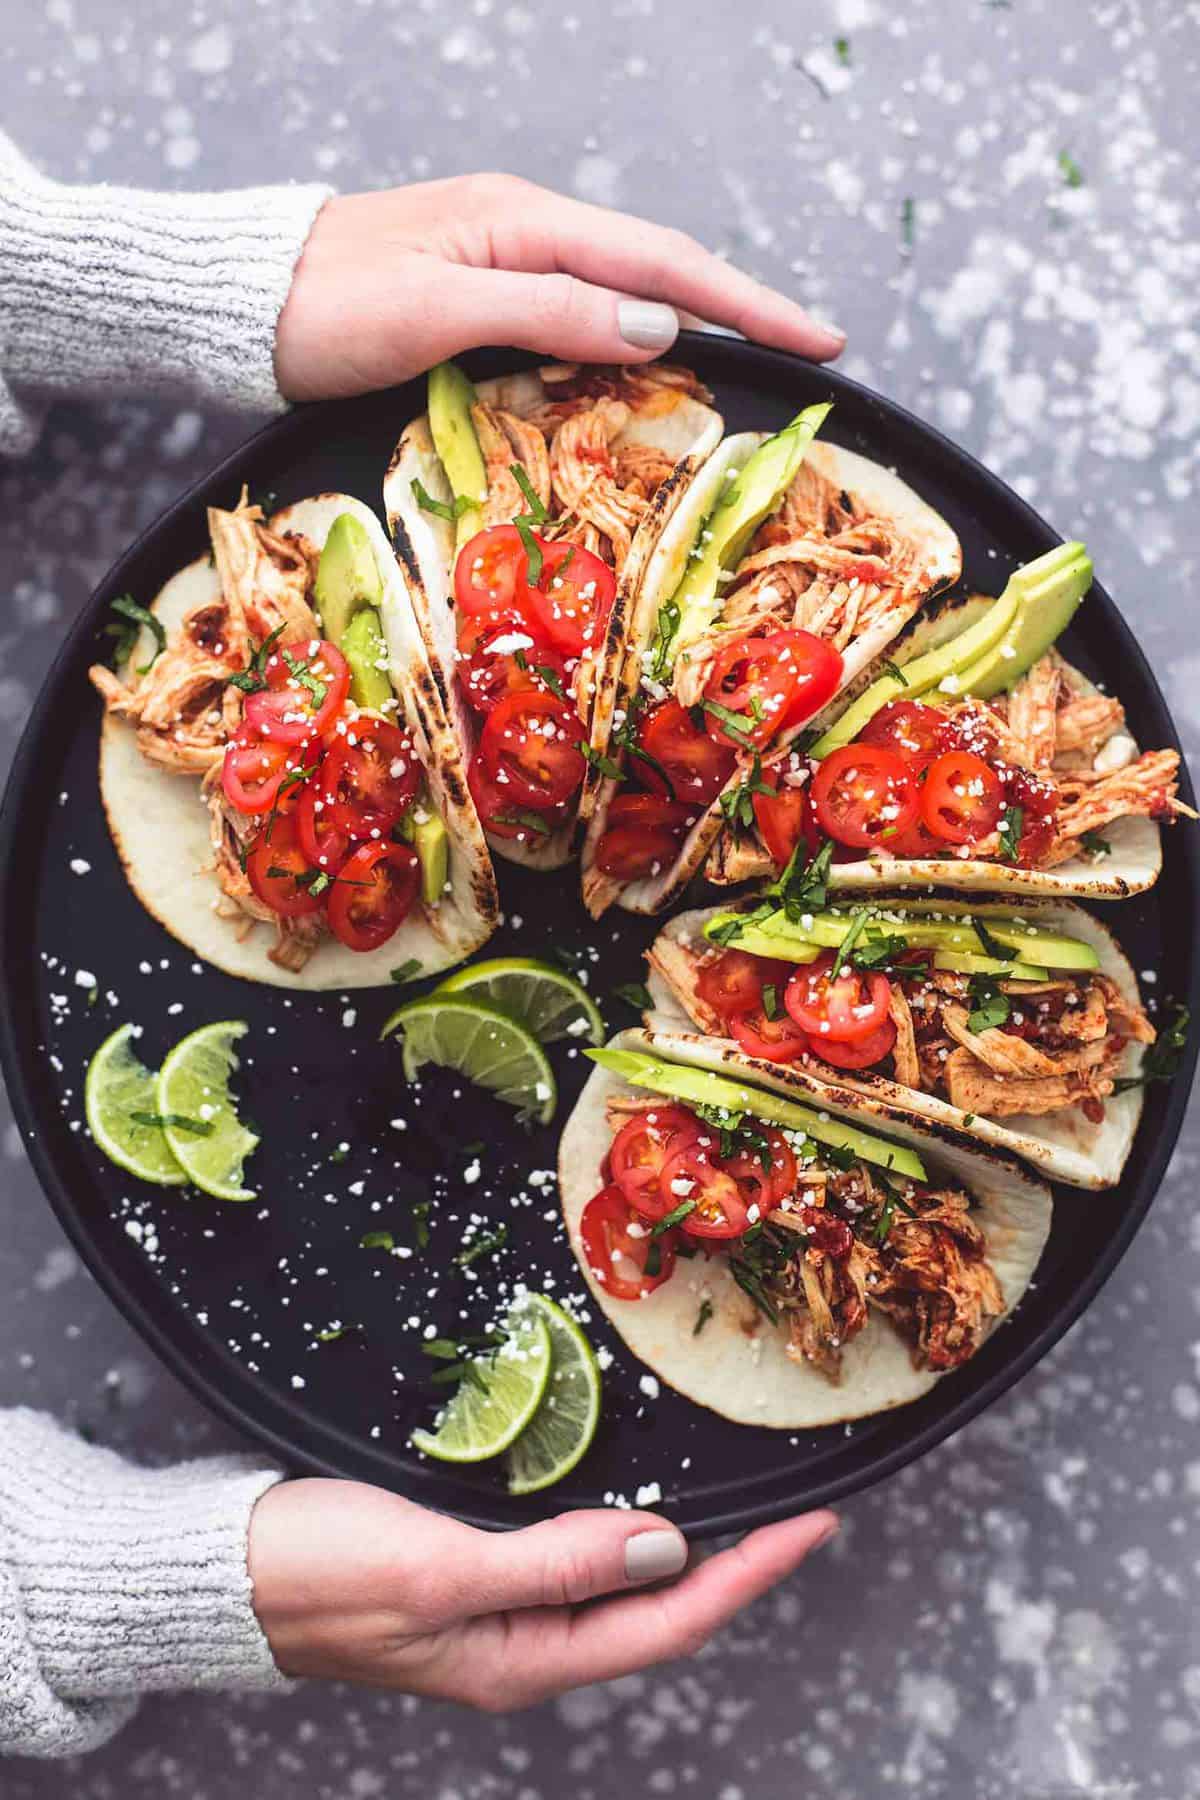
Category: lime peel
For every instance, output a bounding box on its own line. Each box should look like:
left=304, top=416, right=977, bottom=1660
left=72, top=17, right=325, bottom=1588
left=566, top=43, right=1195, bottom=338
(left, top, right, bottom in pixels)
left=84, top=1023, right=186, bottom=1186
left=435, top=955, right=604, bottom=1047
left=382, top=995, right=557, bottom=1125
left=505, top=1295, right=601, bottom=1496
left=156, top=1020, right=259, bottom=1202
left=411, top=1305, right=552, bottom=1463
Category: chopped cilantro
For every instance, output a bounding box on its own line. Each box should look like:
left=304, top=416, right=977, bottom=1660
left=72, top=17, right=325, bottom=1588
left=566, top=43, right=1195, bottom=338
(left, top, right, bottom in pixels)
left=390, top=959, right=423, bottom=985
left=105, top=594, right=167, bottom=675
left=455, top=1223, right=508, bottom=1268
left=1079, top=829, right=1111, bottom=859
left=966, top=974, right=1010, bottom=1034
left=613, top=981, right=654, bottom=1012
left=693, top=1297, right=715, bottom=1336
left=997, top=804, right=1024, bottom=863
left=359, top=1230, right=395, bottom=1251
left=129, top=1110, right=214, bottom=1136
left=1114, top=1002, right=1190, bottom=1094
left=652, top=1197, right=697, bottom=1236
left=411, top=478, right=475, bottom=523
left=509, top=463, right=548, bottom=523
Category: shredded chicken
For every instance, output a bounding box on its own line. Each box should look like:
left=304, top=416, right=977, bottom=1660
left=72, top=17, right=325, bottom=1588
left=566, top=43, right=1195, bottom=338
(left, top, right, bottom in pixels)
left=861, top=1189, right=1004, bottom=1370
left=472, top=402, right=552, bottom=526
left=887, top=983, right=922, bottom=1088
left=1004, top=654, right=1061, bottom=770
left=202, top=772, right=328, bottom=973
left=1044, top=748, right=1184, bottom=861
left=548, top=398, right=648, bottom=574
left=782, top=1237, right=872, bottom=1380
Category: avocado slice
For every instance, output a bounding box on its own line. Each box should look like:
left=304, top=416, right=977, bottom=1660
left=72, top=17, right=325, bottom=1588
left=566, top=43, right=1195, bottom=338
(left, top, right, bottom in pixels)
left=588, top=1046, right=927, bottom=1180
left=703, top=918, right=1050, bottom=981
left=704, top=905, right=1100, bottom=972
left=427, top=360, right=488, bottom=553
left=810, top=541, right=1091, bottom=757
left=339, top=607, right=393, bottom=711
left=411, top=810, right=449, bottom=907
left=658, top=403, right=832, bottom=665
left=314, top=512, right=385, bottom=645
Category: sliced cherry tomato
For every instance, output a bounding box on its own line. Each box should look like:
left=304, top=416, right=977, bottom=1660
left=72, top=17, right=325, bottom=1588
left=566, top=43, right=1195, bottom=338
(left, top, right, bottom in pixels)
left=858, top=698, right=945, bottom=772
left=478, top=689, right=586, bottom=810
left=467, top=755, right=570, bottom=844
left=593, top=792, right=696, bottom=882
left=729, top=1004, right=810, bottom=1063
left=221, top=729, right=315, bottom=817
left=326, top=839, right=420, bottom=952
left=320, top=716, right=422, bottom=836
left=703, top=629, right=843, bottom=751
left=722, top=1126, right=798, bottom=1219
left=811, top=743, right=919, bottom=849
left=880, top=810, right=945, bottom=859
left=695, top=950, right=793, bottom=1024
left=659, top=1143, right=751, bottom=1239
left=295, top=779, right=350, bottom=874
left=244, top=639, right=350, bottom=745
left=635, top=698, right=736, bottom=805
left=609, top=1105, right=703, bottom=1222
left=245, top=814, right=323, bottom=918
left=810, top=1017, right=897, bottom=1070
left=458, top=615, right=568, bottom=717
left=523, top=540, right=616, bottom=659
left=784, top=951, right=892, bottom=1045
left=454, top=524, right=529, bottom=621
left=751, top=779, right=817, bottom=869
left=920, top=749, right=1004, bottom=845
left=580, top=1184, right=678, bottom=1300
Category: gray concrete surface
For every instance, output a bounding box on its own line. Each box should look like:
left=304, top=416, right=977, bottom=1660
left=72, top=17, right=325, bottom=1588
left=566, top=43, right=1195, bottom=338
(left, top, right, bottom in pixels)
left=2, top=1, right=1199, bottom=1795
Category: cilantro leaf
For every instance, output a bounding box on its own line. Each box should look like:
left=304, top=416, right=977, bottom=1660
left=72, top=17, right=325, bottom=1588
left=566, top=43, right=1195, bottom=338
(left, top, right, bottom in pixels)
left=966, top=974, right=1010, bottom=1034
left=411, top=478, right=475, bottom=523
left=1113, top=1002, right=1190, bottom=1095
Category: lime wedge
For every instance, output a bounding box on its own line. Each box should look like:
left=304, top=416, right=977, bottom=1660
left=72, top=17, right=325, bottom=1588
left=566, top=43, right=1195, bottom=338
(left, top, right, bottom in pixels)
left=435, top=956, right=604, bottom=1047
left=84, top=1024, right=186, bottom=1186
left=381, top=996, right=557, bottom=1124
left=156, top=1021, right=259, bottom=1201
left=411, top=1305, right=552, bottom=1463
left=506, top=1295, right=601, bottom=1495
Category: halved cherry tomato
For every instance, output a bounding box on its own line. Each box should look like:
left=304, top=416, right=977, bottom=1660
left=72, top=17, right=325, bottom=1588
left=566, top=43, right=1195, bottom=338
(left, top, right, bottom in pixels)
left=467, top=755, right=570, bottom=844
left=478, top=689, right=586, bottom=810
left=784, top=951, right=892, bottom=1045
left=245, top=814, right=323, bottom=918
left=635, top=698, right=736, bottom=806
left=244, top=640, right=351, bottom=745
left=580, top=1183, right=678, bottom=1300
left=880, top=811, right=944, bottom=859
left=593, top=792, right=696, bottom=882
left=751, top=779, right=817, bottom=869
left=221, top=729, right=315, bottom=817
left=811, top=743, right=918, bottom=849
left=722, top=1126, right=798, bottom=1219
left=858, top=698, right=945, bottom=772
left=609, top=1105, right=703, bottom=1222
left=295, top=780, right=350, bottom=874
left=454, top=524, right=529, bottom=621
left=320, top=716, right=421, bottom=836
left=325, top=839, right=420, bottom=952
left=703, top=629, right=843, bottom=751
left=523, top=540, right=616, bottom=659
left=811, top=1017, right=897, bottom=1070
left=695, top=950, right=794, bottom=1024
left=458, top=615, right=568, bottom=717
left=919, top=749, right=1003, bottom=845
left=659, top=1143, right=751, bottom=1239
left=729, top=1004, right=810, bottom=1063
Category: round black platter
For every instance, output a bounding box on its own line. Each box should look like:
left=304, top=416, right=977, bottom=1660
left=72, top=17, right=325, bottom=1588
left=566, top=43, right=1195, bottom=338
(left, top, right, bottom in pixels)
left=2, top=335, right=1196, bottom=1535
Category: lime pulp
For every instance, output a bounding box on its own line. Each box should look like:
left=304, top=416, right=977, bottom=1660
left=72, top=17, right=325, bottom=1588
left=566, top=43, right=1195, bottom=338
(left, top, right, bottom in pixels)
left=411, top=1306, right=552, bottom=1463
left=381, top=995, right=557, bottom=1125
left=84, top=1023, right=185, bottom=1186
left=505, top=1295, right=602, bottom=1495
left=155, top=1020, right=259, bottom=1201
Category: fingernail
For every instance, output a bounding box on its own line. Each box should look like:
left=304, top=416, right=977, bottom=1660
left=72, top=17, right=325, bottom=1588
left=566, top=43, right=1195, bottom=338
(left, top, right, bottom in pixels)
left=618, top=301, right=680, bottom=352
left=812, top=1517, right=840, bottom=1552
left=625, top=1528, right=688, bottom=1582
left=812, top=317, right=847, bottom=347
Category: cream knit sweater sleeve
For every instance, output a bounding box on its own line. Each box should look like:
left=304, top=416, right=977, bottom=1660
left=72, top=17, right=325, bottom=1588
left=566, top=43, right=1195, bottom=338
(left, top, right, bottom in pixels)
left=0, top=1409, right=290, bottom=1757
left=0, top=129, right=332, bottom=453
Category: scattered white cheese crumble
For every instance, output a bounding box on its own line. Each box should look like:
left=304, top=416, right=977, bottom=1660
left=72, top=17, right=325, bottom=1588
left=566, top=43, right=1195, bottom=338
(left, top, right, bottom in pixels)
left=634, top=1481, right=663, bottom=1507
left=638, top=1373, right=660, bottom=1400
left=69, top=858, right=90, bottom=875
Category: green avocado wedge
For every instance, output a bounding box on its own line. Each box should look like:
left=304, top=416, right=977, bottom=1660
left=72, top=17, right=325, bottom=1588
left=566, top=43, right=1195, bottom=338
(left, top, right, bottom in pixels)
left=586, top=1046, right=927, bottom=1180
left=314, top=512, right=385, bottom=643
left=810, top=541, right=1092, bottom=758
left=703, top=903, right=1101, bottom=973
left=428, top=360, right=489, bottom=553
left=339, top=606, right=393, bottom=711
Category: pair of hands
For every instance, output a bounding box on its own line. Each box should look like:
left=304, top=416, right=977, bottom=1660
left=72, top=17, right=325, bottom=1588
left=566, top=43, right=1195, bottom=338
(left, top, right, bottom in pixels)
left=262, top=172, right=842, bottom=1709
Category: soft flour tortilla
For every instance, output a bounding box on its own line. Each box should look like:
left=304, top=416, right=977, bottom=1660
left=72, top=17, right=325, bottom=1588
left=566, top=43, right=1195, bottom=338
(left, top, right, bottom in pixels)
left=559, top=1027, right=1052, bottom=1429
left=646, top=896, right=1146, bottom=1189
left=581, top=435, right=962, bottom=916
left=706, top=591, right=1165, bottom=900
left=382, top=364, right=723, bottom=870
left=98, top=495, right=499, bottom=990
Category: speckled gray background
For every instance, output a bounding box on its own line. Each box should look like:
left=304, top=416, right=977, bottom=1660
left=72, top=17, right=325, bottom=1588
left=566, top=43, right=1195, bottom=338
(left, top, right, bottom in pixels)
left=2, top=1, right=1199, bottom=1795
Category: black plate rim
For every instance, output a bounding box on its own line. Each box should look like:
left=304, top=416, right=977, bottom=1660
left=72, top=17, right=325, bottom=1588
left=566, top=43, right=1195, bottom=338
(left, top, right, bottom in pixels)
left=2, top=334, right=1196, bottom=1535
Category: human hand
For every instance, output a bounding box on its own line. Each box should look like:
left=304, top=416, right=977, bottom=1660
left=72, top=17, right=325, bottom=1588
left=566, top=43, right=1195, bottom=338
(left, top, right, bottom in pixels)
left=274, top=173, right=844, bottom=403
left=248, top=1477, right=836, bottom=1709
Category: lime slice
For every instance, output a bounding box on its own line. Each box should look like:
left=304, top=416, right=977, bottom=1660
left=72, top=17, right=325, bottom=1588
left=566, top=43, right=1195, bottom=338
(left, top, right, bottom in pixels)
left=506, top=1295, right=601, bottom=1495
left=411, top=1305, right=552, bottom=1463
left=156, top=1021, right=259, bottom=1201
left=435, top=956, right=604, bottom=1047
left=84, top=1024, right=186, bottom=1186
left=381, top=996, right=557, bottom=1125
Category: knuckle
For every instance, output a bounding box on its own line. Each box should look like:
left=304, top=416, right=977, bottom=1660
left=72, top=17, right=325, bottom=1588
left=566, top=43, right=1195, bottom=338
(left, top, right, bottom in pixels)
left=464, top=170, right=531, bottom=211
left=661, top=224, right=706, bottom=263
left=530, top=271, right=587, bottom=335
left=540, top=1541, right=596, bottom=1608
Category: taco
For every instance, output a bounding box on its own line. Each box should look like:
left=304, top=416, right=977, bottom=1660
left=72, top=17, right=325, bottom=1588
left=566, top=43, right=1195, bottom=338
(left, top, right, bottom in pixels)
left=706, top=542, right=1193, bottom=898
left=644, top=894, right=1155, bottom=1189
left=89, top=491, right=498, bottom=989
left=578, top=406, right=962, bottom=916
left=560, top=1028, right=1051, bottom=1428
left=382, top=360, right=723, bottom=869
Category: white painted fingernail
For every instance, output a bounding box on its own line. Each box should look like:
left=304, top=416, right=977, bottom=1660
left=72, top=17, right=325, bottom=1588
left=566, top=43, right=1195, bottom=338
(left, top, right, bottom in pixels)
left=812, top=317, right=847, bottom=345
left=625, top=1528, right=688, bottom=1582
left=618, top=301, right=680, bottom=352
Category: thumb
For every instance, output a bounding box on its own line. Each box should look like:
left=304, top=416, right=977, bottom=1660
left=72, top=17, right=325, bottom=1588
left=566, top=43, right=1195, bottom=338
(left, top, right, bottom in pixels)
left=455, top=1508, right=690, bottom=1613
left=416, top=263, right=681, bottom=367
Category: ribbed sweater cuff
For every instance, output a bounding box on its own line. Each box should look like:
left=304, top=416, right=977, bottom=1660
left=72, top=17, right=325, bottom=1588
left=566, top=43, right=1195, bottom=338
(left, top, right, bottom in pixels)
left=1, top=1409, right=290, bottom=1702
left=0, top=133, right=332, bottom=448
